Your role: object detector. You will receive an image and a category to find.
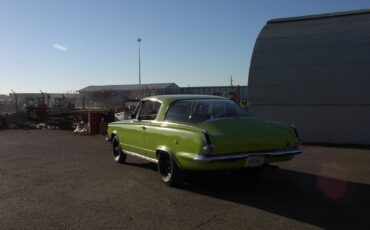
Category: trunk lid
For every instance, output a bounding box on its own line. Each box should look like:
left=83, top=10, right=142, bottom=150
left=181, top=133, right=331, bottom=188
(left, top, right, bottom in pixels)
left=198, top=117, right=295, bottom=152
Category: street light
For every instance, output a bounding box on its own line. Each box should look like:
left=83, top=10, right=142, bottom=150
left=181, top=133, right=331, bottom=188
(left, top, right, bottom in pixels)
left=137, top=38, right=142, bottom=85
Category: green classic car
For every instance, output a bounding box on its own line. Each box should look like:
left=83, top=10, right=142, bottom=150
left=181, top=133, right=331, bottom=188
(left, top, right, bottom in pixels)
left=107, top=95, right=302, bottom=186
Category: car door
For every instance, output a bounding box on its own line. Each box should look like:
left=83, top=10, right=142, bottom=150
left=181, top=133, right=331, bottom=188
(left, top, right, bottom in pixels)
left=139, top=100, right=162, bottom=159
left=122, top=99, right=161, bottom=157
left=120, top=101, right=145, bottom=154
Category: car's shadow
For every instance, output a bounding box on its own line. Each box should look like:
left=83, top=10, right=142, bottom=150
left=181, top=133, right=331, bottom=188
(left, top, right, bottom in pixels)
left=125, top=162, right=369, bottom=229
left=125, top=161, right=158, bottom=171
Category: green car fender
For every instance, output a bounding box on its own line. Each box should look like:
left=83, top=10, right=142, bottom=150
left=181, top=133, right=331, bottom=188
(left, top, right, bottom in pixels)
left=151, top=125, right=206, bottom=168
left=266, top=121, right=300, bottom=144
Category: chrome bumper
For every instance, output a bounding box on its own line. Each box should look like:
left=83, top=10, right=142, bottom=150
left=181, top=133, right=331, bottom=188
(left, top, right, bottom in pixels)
left=193, top=146, right=303, bottom=162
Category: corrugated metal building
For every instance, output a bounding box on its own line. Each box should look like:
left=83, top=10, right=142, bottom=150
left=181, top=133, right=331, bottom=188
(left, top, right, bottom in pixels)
left=248, top=9, right=370, bottom=145
left=78, top=83, right=180, bottom=109
left=181, top=85, right=247, bottom=102
left=79, top=83, right=180, bottom=97
left=79, top=83, right=248, bottom=109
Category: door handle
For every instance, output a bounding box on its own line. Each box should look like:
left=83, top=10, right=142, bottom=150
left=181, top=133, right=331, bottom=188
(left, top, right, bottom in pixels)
left=142, top=126, right=146, bottom=130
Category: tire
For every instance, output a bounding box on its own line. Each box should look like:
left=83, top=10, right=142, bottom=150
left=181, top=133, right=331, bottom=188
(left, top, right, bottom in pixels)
left=157, top=152, right=184, bottom=187
left=112, top=136, right=127, bottom=163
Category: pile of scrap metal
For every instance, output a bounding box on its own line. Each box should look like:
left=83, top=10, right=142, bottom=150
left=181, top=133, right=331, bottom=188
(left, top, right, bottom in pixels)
left=53, top=97, right=75, bottom=111
left=0, top=112, right=60, bottom=130
left=1, top=94, right=138, bottom=132
left=47, top=110, right=87, bottom=130
left=72, top=111, right=115, bottom=135
left=0, top=112, right=28, bottom=129
left=0, top=114, right=5, bottom=129
left=73, top=121, right=88, bottom=134
left=0, top=107, right=87, bottom=131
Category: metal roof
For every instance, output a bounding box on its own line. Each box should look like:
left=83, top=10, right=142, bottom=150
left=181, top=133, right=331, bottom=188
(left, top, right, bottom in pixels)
left=268, top=8, right=370, bottom=24
left=183, top=85, right=247, bottom=89
left=0, top=94, right=9, bottom=101
left=146, top=94, right=227, bottom=105
left=78, top=83, right=179, bottom=93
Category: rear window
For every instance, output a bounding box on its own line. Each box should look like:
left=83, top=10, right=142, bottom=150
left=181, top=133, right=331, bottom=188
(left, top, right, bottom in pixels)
left=165, top=99, right=250, bottom=124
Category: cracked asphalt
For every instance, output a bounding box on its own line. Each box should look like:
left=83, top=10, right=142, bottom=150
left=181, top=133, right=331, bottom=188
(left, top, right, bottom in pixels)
left=0, top=130, right=369, bottom=229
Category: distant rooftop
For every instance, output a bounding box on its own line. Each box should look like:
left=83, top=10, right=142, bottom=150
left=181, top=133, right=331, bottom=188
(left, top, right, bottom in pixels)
left=268, top=8, right=370, bottom=24
left=79, top=83, right=179, bottom=93
left=148, top=94, right=226, bottom=104
left=0, top=94, right=9, bottom=100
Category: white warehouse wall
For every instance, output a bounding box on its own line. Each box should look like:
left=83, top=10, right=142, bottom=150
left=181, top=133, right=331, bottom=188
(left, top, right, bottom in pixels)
left=248, top=10, right=370, bottom=144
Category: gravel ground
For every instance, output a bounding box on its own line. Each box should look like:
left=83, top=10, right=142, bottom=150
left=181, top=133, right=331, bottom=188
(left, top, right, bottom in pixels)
left=0, top=130, right=369, bottom=229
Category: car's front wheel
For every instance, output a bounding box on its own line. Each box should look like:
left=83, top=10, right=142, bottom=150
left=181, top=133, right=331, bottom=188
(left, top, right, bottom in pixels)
left=157, top=152, right=183, bottom=187
left=112, top=136, right=127, bottom=163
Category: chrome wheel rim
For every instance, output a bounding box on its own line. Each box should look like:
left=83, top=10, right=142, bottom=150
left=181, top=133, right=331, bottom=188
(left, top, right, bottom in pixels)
left=113, top=139, right=120, bottom=158
left=159, top=154, right=172, bottom=180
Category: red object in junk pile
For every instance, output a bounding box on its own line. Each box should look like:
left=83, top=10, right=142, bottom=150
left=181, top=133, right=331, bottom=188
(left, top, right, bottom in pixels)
left=88, top=111, right=102, bottom=134
left=35, top=103, right=48, bottom=109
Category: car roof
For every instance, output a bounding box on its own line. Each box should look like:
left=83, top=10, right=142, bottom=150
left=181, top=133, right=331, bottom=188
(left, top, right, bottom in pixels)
left=143, top=94, right=228, bottom=105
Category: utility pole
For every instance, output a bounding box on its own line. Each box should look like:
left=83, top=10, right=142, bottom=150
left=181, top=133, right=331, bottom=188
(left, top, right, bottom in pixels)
left=11, top=89, right=18, bottom=113
left=39, top=90, right=45, bottom=104
left=230, top=76, right=233, bottom=87
left=137, top=38, right=142, bottom=85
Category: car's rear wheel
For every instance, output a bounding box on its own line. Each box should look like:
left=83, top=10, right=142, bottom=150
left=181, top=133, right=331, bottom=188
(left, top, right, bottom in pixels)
left=157, top=152, right=183, bottom=187
left=112, top=136, right=126, bottom=163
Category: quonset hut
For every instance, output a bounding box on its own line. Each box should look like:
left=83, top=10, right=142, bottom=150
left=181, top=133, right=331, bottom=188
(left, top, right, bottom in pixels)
left=248, top=9, right=370, bottom=145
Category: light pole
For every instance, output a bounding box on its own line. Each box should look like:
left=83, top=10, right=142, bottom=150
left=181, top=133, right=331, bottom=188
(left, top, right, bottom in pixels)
left=137, top=38, right=142, bottom=85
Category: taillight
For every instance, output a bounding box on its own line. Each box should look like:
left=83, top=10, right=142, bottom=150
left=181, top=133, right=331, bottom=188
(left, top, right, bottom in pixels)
left=202, top=145, right=214, bottom=154
left=292, top=126, right=301, bottom=144
left=202, top=131, right=214, bottom=154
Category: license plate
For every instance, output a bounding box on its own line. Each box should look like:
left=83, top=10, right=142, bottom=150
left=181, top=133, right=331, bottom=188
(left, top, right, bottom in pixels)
left=245, top=156, right=264, bottom=167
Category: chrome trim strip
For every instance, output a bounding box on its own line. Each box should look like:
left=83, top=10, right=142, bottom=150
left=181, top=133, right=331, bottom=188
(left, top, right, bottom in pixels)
left=124, top=150, right=158, bottom=163
left=193, top=147, right=303, bottom=162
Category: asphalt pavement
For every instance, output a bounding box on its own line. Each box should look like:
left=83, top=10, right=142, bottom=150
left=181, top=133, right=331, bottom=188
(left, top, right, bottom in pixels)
left=0, top=130, right=369, bottom=229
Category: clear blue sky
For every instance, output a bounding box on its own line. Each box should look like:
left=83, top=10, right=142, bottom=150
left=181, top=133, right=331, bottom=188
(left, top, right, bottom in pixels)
left=1, top=0, right=370, bottom=94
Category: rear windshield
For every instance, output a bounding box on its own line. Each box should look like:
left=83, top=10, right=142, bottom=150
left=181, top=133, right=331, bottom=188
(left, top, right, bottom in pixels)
left=165, top=99, right=251, bottom=124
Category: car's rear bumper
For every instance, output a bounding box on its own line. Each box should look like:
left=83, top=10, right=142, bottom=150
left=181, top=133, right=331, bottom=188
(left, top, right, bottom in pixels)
left=193, top=146, right=303, bottom=162
left=176, top=146, right=303, bottom=170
